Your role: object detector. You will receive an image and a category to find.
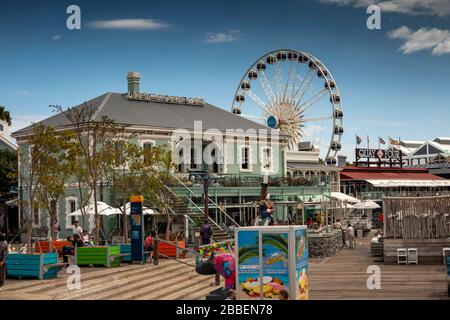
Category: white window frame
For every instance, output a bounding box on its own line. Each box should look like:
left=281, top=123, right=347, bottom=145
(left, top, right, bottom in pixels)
left=32, top=201, right=40, bottom=227
left=261, top=146, right=273, bottom=173
left=65, top=196, right=78, bottom=229
left=239, top=145, right=252, bottom=172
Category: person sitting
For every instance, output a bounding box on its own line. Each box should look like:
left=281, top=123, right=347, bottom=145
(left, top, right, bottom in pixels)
left=82, top=230, right=94, bottom=246
left=62, top=236, right=74, bottom=263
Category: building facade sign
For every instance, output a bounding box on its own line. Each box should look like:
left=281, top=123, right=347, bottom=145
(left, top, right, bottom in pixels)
left=355, top=147, right=402, bottom=167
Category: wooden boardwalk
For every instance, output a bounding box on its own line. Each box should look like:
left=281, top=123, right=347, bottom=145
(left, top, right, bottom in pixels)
left=0, top=235, right=448, bottom=300
left=308, top=236, right=449, bottom=300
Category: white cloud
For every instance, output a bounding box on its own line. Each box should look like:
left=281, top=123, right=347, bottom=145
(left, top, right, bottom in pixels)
left=15, top=90, right=31, bottom=96
left=318, top=0, right=450, bottom=16
left=386, top=26, right=412, bottom=39
left=204, top=30, right=240, bottom=44
left=52, top=35, right=62, bottom=40
left=87, top=19, right=171, bottom=30
left=388, top=26, right=450, bottom=55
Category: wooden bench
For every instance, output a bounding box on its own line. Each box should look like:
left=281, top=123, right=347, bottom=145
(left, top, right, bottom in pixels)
left=35, top=241, right=72, bottom=254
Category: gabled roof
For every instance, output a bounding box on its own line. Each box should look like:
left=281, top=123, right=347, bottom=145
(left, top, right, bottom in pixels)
left=13, top=92, right=279, bottom=138
left=0, top=134, right=17, bottom=151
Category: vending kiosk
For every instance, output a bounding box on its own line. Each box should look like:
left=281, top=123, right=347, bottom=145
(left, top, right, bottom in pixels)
left=235, top=226, right=309, bottom=300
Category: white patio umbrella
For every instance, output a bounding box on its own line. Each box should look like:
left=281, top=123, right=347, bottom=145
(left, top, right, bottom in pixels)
left=68, top=201, right=118, bottom=216
left=353, top=200, right=380, bottom=210
left=107, top=203, right=158, bottom=216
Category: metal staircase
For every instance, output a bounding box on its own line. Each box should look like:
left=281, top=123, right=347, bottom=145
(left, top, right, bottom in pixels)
left=163, top=182, right=233, bottom=243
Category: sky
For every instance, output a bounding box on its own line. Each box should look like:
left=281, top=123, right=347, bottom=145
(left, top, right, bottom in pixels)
left=1, top=0, right=450, bottom=160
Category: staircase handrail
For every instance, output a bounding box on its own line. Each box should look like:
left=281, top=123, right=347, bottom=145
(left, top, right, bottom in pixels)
left=163, top=183, right=226, bottom=233
left=170, top=172, right=240, bottom=227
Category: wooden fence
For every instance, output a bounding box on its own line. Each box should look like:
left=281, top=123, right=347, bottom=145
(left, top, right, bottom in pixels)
left=383, top=195, right=450, bottom=240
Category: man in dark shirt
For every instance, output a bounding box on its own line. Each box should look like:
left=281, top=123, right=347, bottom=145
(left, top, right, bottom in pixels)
left=0, top=233, right=8, bottom=288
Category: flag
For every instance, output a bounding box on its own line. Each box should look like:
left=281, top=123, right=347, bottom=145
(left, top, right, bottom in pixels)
left=356, top=135, right=362, bottom=145
left=389, top=137, right=399, bottom=145
left=379, top=137, right=386, bottom=145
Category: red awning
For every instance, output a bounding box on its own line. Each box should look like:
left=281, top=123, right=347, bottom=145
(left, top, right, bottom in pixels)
left=340, top=171, right=444, bottom=181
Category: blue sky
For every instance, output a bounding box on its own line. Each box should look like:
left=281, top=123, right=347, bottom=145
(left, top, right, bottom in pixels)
left=1, top=0, right=450, bottom=159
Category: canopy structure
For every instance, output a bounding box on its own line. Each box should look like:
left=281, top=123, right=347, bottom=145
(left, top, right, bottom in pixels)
left=367, top=179, right=450, bottom=188
left=330, top=192, right=360, bottom=204
left=353, top=200, right=380, bottom=210
left=68, top=202, right=118, bottom=217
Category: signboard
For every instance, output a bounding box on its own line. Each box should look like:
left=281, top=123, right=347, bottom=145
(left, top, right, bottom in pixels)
left=355, top=147, right=402, bottom=167
left=236, top=226, right=309, bottom=300
left=295, top=228, right=309, bottom=300
left=130, top=195, right=145, bottom=264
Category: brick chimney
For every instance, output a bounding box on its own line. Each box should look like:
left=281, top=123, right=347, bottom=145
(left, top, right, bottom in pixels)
left=127, top=72, right=141, bottom=93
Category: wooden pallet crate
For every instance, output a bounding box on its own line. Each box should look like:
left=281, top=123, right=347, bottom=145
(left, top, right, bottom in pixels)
left=35, top=241, right=71, bottom=254
left=75, top=246, right=121, bottom=267
left=6, top=253, right=59, bottom=280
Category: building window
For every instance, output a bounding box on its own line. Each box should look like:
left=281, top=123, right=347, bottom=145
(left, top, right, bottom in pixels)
left=190, top=148, right=198, bottom=170
left=69, top=200, right=77, bottom=225
left=262, top=147, right=272, bottom=171
left=33, top=202, right=39, bottom=226
left=143, top=142, right=154, bottom=164
left=241, top=147, right=250, bottom=170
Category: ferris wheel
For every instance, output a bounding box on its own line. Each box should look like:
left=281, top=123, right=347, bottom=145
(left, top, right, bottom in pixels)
left=231, top=49, right=344, bottom=165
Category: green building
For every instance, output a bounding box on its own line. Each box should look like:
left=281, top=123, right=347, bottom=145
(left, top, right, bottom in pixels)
left=12, top=72, right=339, bottom=241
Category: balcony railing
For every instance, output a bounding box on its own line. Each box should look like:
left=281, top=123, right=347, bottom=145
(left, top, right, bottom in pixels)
left=170, top=173, right=331, bottom=189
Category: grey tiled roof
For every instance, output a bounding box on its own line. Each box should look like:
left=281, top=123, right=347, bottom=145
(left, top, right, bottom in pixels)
left=13, top=92, right=281, bottom=136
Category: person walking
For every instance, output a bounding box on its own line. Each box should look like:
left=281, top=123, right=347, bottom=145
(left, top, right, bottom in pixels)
left=346, top=224, right=355, bottom=249
left=200, top=220, right=213, bottom=245
left=0, top=233, right=8, bottom=289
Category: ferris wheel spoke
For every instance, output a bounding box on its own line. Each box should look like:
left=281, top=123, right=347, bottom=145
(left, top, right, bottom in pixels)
left=301, top=115, right=334, bottom=123
left=240, top=114, right=266, bottom=123
left=259, top=71, right=277, bottom=105
left=274, top=62, right=284, bottom=103
left=282, top=60, right=297, bottom=103
left=296, top=89, right=328, bottom=115
left=302, top=132, right=330, bottom=149
left=246, top=90, right=271, bottom=114
left=290, top=69, right=314, bottom=107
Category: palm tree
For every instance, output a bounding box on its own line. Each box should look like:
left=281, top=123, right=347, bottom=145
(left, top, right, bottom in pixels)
left=0, top=106, right=12, bottom=126
left=238, top=245, right=261, bottom=263
left=262, top=234, right=289, bottom=255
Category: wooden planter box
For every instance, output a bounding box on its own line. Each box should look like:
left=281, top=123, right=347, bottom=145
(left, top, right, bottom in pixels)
left=35, top=241, right=72, bottom=254
left=120, top=244, right=131, bottom=263
left=6, top=253, right=59, bottom=280
left=158, top=240, right=186, bottom=258
left=75, top=246, right=121, bottom=267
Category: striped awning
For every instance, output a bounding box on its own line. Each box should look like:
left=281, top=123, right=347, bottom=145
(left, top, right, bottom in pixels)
left=367, top=179, right=450, bottom=188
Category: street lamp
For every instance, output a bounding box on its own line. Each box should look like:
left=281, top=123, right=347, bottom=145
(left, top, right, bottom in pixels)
left=188, top=171, right=218, bottom=219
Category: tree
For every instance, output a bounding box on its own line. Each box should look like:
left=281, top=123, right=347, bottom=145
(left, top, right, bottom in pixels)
left=0, top=106, right=12, bottom=126
left=34, top=127, right=79, bottom=241
left=102, top=136, right=145, bottom=241
left=0, top=149, right=17, bottom=193
left=141, top=145, right=177, bottom=240
left=19, top=124, right=55, bottom=251
left=53, top=103, right=117, bottom=243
